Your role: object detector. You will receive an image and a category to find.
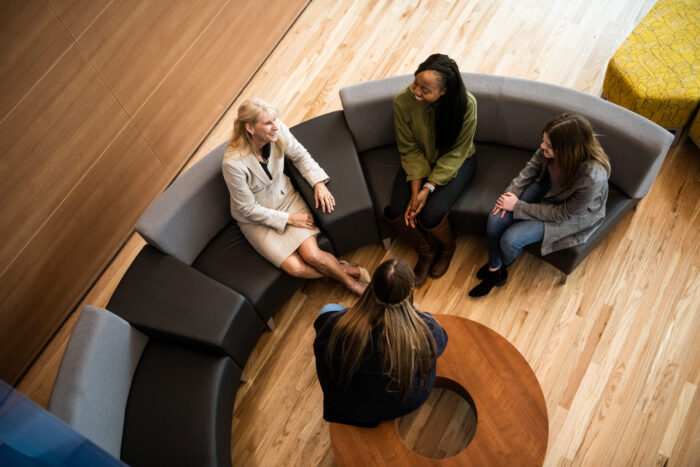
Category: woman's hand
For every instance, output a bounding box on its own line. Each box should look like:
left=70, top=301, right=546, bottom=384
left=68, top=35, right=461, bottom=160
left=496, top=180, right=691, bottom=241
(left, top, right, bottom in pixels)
left=493, top=192, right=518, bottom=217
left=404, top=188, right=429, bottom=228
left=314, top=182, right=335, bottom=213
left=288, top=212, right=316, bottom=229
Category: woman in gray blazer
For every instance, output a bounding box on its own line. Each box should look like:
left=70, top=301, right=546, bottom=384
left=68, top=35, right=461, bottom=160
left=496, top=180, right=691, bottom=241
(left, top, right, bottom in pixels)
left=222, top=98, right=369, bottom=295
left=469, top=113, right=611, bottom=297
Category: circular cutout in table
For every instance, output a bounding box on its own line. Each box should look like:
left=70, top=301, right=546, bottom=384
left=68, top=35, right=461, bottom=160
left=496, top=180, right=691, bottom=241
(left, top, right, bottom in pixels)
left=329, top=314, right=548, bottom=466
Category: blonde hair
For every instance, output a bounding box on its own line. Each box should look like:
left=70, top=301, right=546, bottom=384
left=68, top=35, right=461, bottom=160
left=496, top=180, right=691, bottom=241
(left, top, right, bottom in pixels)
left=326, top=259, right=437, bottom=401
left=544, top=113, right=611, bottom=186
left=227, top=98, right=284, bottom=157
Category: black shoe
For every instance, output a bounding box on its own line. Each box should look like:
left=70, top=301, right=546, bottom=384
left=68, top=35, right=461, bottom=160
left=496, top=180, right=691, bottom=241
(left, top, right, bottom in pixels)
left=476, top=263, right=490, bottom=279
left=468, top=267, right=508, bottom=297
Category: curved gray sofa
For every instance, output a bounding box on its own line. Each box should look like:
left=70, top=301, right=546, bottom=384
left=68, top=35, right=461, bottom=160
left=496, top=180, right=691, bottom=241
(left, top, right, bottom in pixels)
left=340, top=73, right=673, bottom=278
left=50, top=306, right=240, bottom=467
left=50, top=73, right=672, bottom=466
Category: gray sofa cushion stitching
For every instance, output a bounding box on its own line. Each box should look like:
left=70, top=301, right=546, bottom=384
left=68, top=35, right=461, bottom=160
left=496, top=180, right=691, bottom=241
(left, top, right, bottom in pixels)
left=49, top=306, right=148, bottom=458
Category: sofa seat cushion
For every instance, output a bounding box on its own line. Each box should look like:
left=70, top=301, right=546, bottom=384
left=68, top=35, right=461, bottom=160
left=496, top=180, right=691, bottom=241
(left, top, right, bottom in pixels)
left=121, top=341, right=240, bottom=467
left=359, top=143, right=532, bottom=238
left=107, top=245, right=265, bottom=368
left=451, top=143, right=533, bottom=236
left=358, top=145, right=402, bottom=239
left=524, top=186, right=637, bottom=274
left=193, top=221, right=334, bottom=322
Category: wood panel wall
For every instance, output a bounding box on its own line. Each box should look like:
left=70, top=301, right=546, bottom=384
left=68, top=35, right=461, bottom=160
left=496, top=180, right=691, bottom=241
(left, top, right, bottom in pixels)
left=0, top=0, right=308, bottom=384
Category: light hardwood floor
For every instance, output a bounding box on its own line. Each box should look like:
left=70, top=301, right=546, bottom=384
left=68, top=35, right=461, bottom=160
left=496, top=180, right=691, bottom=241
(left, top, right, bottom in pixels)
left=18, top=0, right=700, bottom=465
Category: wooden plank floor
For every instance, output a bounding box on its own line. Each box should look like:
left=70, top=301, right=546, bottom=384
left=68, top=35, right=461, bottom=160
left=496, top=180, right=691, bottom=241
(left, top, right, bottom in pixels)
left=18, top=0, right=700, bottom=465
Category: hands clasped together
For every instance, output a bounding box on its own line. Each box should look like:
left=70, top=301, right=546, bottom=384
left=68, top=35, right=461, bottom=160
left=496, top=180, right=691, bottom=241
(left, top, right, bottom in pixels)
left=404, top=188, right=429, bottom=228
left=492, top=192, right=519, bottom=218
left=288, top=182, right=335, bottom=229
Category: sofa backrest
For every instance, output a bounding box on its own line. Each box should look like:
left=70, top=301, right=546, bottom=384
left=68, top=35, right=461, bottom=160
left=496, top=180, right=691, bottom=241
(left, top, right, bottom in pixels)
left=136, top=142, right=231, bottom=265
left=49, top=306, right=148, bottom=458
left=340, top=73, right=673, bottom=199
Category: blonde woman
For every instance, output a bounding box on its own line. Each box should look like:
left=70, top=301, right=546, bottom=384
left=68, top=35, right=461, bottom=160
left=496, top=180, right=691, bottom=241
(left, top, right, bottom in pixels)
left=222, top=98, right=369, bottom=294
left=313, top=258, right=448, bottom=427
left=469, top=112, right=611, bottom=297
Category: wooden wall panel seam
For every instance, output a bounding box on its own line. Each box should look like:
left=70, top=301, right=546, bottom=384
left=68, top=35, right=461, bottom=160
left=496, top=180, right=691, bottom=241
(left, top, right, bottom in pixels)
left=43, top=0, right=115, bottom=43
left=0, top=43, right=75, bottom=129
left=156, top=0, right=313, bottom=181
left=0, top=120, right=158, bottom=280
left=127, top=0, right=231, bottom=121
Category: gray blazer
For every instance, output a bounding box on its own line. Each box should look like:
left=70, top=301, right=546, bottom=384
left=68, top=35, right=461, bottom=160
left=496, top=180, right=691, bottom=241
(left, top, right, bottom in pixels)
left=222, top=120, right=329, bottom=233
left=506, top=149, right=609, bottom=255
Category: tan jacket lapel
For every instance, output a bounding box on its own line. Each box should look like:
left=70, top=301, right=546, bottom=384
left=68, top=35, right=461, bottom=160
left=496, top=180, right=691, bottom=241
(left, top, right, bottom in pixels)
left=241, top=153, right=273, bottom=186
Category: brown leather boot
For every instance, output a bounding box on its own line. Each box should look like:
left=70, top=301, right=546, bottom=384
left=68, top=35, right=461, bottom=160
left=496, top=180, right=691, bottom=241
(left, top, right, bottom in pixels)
left=385, top=214, right=434, bottom=287
left=426, top=214, right=456, bottom=278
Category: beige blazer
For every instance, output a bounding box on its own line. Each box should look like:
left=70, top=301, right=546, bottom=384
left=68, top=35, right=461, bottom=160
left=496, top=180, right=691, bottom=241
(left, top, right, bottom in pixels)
left=506, top=148, right=609, bottom=255
left=222, top=120, right=329, bottom=233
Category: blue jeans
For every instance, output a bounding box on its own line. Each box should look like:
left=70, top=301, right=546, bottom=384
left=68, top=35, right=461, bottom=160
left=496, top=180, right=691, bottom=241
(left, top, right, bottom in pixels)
left=386, top=157, right=475, bottom=228
left=319, top=303, right=345, bottom=315
left=486, top=179, right=549, bottom=269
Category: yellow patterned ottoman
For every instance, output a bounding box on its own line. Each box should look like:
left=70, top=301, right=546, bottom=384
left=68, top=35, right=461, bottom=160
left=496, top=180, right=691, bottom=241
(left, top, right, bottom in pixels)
left=603, top=0, right=699, bottom=136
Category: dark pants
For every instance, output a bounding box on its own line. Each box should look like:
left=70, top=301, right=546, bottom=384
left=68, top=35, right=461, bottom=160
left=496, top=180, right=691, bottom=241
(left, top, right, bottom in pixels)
left=385, top=157, right=475, bottom=228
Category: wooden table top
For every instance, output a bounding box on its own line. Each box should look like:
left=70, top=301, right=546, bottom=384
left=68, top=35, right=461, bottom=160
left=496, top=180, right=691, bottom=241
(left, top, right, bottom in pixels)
left=330, top=314, right=549, bottom=466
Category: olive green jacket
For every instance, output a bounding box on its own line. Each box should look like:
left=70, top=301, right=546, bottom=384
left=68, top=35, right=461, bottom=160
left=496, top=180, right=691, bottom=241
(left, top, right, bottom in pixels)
left=393, top=85, right=477, bottom=185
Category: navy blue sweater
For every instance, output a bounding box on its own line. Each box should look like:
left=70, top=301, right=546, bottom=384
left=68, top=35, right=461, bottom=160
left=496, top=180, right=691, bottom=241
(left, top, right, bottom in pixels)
left=313, top=304, right=448, bottom=427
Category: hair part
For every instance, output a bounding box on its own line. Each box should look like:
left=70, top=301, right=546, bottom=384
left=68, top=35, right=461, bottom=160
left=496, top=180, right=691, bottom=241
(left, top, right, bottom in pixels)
left=227, top=98, right=283, bottom=157
left=543, top=112, right=611, bottom=186
left=415, top=53, right=468, bottom=154
left=326, top=258, right=437, bottom=401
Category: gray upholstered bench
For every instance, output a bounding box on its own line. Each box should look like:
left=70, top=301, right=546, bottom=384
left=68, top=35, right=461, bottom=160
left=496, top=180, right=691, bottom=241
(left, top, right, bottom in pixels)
left=50, top=306, right=240, bottom=467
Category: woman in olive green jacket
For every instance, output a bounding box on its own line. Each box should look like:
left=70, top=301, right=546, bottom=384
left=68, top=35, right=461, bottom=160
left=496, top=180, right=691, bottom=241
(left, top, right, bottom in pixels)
left=386, top=54, right=477, bottom=287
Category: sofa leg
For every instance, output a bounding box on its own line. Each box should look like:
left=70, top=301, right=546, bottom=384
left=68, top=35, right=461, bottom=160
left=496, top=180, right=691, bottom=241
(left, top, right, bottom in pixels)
left=382, top=237, right=392, bottom=250
left=240, top=371, right=249, bottom=383
left=266, top=317, right=276, bottom=331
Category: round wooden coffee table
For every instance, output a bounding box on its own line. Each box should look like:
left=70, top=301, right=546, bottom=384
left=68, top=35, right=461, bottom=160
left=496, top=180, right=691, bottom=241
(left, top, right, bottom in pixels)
left=329, top=314, right=549, bottom=466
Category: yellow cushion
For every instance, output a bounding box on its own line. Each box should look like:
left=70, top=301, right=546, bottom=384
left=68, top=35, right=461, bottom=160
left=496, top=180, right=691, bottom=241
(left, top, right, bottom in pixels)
left=603, top=0, right=700, bottom=128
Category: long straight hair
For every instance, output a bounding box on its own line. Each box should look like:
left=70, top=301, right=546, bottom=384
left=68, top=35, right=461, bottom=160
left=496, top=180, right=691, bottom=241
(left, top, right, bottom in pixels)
left=544, top=113, right=611, bottom=186
left=415, top=54, right=468, bottom=154
left=226, top=98, right=284, bottom=158
left=326, top=259, right=437, bottom=401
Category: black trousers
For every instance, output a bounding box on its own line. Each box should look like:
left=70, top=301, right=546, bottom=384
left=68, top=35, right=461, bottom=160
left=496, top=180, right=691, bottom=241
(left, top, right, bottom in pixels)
left=385, top=156, right=475, bottom=228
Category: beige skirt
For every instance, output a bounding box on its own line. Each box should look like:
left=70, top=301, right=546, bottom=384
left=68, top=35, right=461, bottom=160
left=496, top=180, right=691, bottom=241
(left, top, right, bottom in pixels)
left=239, top=189, right=320, bottom=267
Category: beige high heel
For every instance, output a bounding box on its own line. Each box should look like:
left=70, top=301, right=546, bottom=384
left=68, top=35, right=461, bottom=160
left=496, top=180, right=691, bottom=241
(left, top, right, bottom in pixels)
left=339, top=260, right=371, bottom=284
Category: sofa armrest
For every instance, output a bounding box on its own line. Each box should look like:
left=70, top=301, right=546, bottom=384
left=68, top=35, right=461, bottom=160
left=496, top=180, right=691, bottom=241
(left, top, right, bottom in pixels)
left=107, top=245, right=265, bottom=367
left=136, top=142, right=232, bottom=265
left=288, top=111, right=380, bottom=255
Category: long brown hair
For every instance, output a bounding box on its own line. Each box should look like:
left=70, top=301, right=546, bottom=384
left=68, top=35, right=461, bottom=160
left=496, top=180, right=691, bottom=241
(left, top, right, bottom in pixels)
left=544, top=113, right=611, bottom=186
left=326, top=258, right=437, bottom=401
left=226, top=98, right=284, bottom=158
